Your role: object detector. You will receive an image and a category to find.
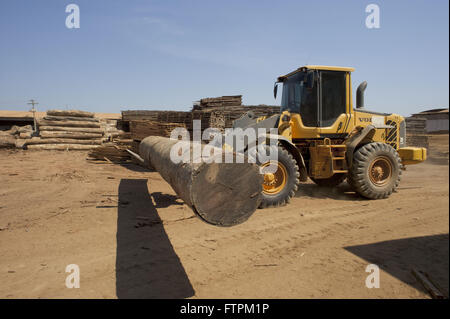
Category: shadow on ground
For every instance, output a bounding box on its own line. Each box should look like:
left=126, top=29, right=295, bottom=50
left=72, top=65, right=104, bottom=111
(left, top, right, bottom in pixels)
left=116, top=178, right=195, bottom=298
left=296, top=181, right=364, bottom=201
left=345, top=234, right=449, bottom=295
left=119, top=162, right=155, bottom=173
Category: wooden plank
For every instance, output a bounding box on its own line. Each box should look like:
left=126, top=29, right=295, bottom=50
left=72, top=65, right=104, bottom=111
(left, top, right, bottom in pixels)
left=411, top=269, right=447, bottom=299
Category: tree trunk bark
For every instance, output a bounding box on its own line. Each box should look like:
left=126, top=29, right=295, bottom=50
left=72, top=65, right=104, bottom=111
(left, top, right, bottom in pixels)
left=20, top=137, right=102, bottom=145
left=39, top=131, right=103, bottom=139
left=37, top=119, right=101, bottom=128
left=27, top=144, right=99, bottom=150
left=38, top=126, right=104, bottom=133
left=139, top=136, right=262, bottom=227
left=44, top=115, right=100, bottom=123
left=46, top=110, right=95, bottom=118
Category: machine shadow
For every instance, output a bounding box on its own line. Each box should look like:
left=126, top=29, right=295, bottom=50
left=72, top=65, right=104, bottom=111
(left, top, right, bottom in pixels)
left=116, top=178, right=195, bottom=298
left=345, top=234, right=449, bottom=295
left=296, top=181, right=363, bottom=201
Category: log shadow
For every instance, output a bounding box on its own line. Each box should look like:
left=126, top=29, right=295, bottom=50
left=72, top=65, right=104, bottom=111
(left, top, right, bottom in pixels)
left=116, top=179, right=195, bottom=298
left=345, top=234, right=449, bottom=295
left=151, top=192, right=184, bottom=209
left=119, top=162, right=155, bottom=173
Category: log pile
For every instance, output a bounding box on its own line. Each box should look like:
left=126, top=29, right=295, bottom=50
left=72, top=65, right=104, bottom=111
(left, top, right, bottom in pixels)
left=16, top=110, right=103, bottom=150
left=0, top=125, right=33, bottom=148
left=406, top=117, right=429, bottom=149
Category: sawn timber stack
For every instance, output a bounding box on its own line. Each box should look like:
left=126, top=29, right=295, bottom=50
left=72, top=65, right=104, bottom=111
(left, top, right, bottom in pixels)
left=139, top=136, right=262, bottom=226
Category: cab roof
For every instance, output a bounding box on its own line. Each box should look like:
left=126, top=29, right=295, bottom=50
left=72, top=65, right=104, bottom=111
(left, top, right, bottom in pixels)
left=277, top=65, right=355, bottom=81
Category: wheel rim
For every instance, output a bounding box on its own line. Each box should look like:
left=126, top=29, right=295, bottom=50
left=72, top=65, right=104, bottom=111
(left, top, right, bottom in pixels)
left=261, top=161, right=288, bottom=195
left=368, top=156, right=392, bottom=186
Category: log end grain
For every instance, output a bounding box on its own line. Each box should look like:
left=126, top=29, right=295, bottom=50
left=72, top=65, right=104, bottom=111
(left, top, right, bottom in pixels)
left=191, top=162, right=262, bottom=227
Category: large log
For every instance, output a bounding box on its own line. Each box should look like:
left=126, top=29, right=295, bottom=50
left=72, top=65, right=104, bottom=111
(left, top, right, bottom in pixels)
left=39, top=131, right=103, bottom=139
left=39, top=126, right=104, bottom=133
left=37, top=119, right=101, bottom=128
left=44, top=115, right=100, bottom=123
left=0, top=135, right=15, bottom=148
left=139, top=136, right=262, bottom=227
left=20, top=137, right=102, bottom=146
left=46, top=110, right=94, bottom=118
left=27, top=144, right=99, bottom=150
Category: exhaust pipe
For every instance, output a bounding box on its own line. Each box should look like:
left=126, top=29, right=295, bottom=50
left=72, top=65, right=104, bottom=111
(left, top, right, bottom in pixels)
left=356, top=81, right=367, bottom=109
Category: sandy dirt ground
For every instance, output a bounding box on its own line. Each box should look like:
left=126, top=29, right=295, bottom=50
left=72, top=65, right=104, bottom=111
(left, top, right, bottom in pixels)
left=0, top=135, right=448, bottom=299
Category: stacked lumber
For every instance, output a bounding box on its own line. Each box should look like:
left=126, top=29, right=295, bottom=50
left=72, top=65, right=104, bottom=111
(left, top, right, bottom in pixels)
left=193, top=95, right=242, bottom=110
left=20, top=110, right=103, bottom=150
left=122, top=98, right=280, bottom=141
left=406, top=117, right=429, bottom=149
left=193, top=105, right=280, bottom=132
left=123, top=111, right=193, bottom=141
left=87, top=143, right=133, bottom=163
left=406, top=117, right=427, bottom=135
left=130, top=120, right=187, bottom=140
left=122, top=110, right=191, bottom=123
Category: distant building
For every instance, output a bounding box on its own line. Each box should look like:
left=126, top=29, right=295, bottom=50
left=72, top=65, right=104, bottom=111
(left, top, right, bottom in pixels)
left=412, top=108, right=449, bottom=133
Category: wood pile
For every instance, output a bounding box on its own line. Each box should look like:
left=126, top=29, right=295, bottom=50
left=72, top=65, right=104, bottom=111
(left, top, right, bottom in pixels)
left=100, top=119, right=125, bottom=140
left=0, top=125, right=33, bottom=148
left=406, top=117, right=429, bottom=149
left=13, top=110, right=103, bottom=150
left=406, top=117, right=426, bottom=135
left=87, top=144, right=131, bottom=163
left=193, top=95, right=242, bottom=110
left=123, top=103, right=280, bottom=140
left=130, top=120, right=187, bottom=140
left=122, top=110, right=191, bottom=123
left=123, top=111, right=195, bottom=141
left=193, top=105, right=280, bottom=133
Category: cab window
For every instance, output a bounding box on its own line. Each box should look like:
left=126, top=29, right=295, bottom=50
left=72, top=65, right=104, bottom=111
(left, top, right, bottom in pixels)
left=320, top=71, right=346, bottom=127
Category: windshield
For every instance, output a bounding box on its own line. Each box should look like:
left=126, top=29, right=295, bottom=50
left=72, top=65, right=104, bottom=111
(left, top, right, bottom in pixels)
left=280, top=71, right=318, bottom=127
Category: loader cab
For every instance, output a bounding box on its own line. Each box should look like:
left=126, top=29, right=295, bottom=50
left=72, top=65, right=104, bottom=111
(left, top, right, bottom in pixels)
left=277, top=65, right=354, bottom=139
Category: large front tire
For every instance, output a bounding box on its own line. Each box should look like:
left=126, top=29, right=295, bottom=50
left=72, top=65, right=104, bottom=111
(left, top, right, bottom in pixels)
left=348, top=142, right=401, bottom=199
left=255, top=145, right=300, bottom=208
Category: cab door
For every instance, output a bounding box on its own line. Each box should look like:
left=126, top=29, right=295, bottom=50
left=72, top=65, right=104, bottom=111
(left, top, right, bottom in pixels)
left=318, top=71, right=352, bottom=138
left=288, top=71, right=321, bottom=139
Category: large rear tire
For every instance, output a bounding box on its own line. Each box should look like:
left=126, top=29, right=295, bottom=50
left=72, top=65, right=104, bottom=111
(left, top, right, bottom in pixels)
left=311, top=174, right=347, bottom=187
left=255, top=145, right=300, bottom=208
left=348, top=142, right=401, bottom=199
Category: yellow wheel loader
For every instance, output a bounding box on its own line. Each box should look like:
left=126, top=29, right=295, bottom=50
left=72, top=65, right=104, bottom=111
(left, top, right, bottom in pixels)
left=233, top=65, right=427, bottom=208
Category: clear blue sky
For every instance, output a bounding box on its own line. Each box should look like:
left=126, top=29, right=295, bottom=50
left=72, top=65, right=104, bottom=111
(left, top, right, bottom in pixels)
left=0, top=0, right=448, bottom=116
